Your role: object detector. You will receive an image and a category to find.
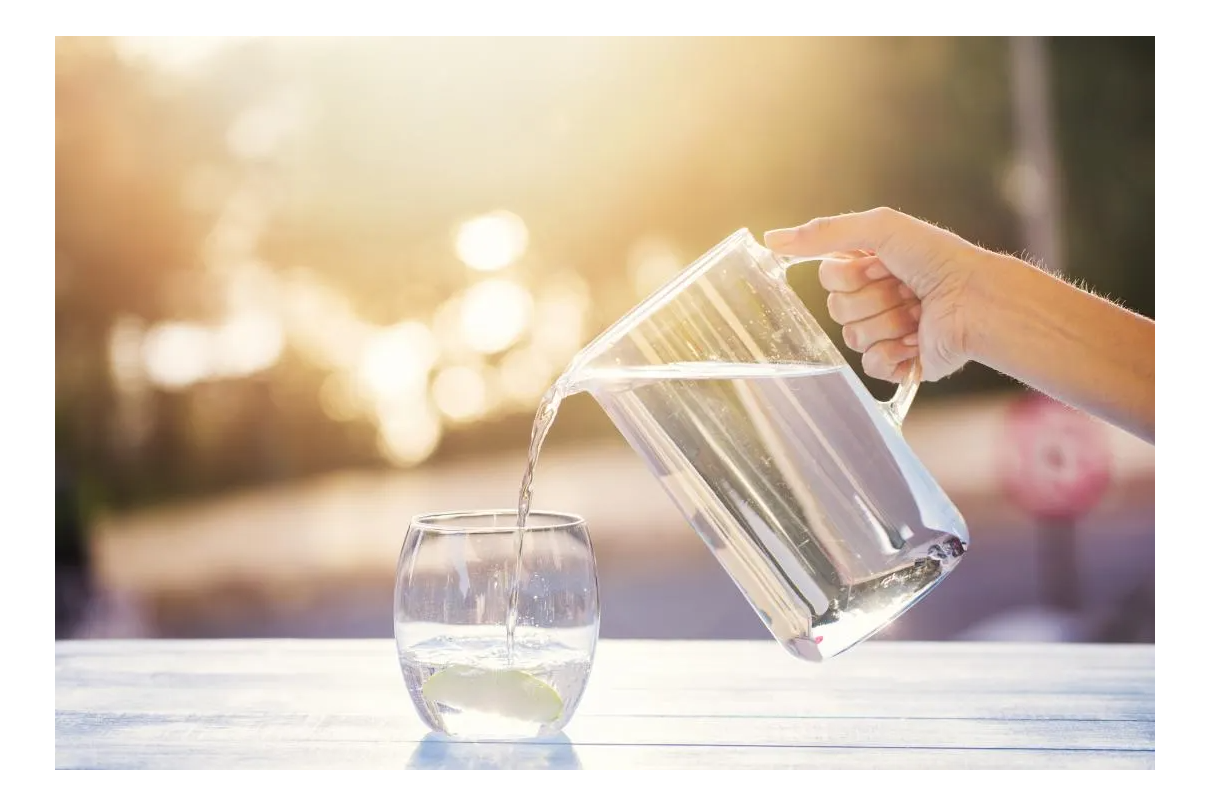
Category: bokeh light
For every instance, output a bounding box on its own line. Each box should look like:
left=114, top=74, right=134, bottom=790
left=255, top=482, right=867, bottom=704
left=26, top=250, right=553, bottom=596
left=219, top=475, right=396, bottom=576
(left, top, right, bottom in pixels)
left=499, top=346, right=558, bottom=406
left=108, top=316, right=147, bottom=396
left=141, top=322, right=215, bottom=390
left=375, top=401, right=443, bottom=467
left=454, top=211, right=529, bottom=273
left=531, top=276, right=591, bottom=363
left=356, top=321, right=440, bottom=404
left=432, top=365, right=490, bottom=424
left=212, top=311, right=285, bottom=378
left=459, top=278, right=534, bottom=355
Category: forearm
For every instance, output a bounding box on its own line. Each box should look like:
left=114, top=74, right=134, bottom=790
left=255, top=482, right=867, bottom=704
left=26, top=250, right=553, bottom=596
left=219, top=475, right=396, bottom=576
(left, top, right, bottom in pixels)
left=966, top=253, right=1155, bottom=443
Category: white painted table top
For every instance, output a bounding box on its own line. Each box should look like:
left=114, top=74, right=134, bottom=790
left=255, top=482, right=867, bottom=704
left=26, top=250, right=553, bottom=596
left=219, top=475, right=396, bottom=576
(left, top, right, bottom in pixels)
left=55, top=639, right=1154, bottom=770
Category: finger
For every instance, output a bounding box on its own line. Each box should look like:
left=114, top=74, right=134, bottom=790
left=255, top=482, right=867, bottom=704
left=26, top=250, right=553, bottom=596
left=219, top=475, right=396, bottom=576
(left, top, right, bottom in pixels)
left=841, top=303, right=922, bottom=352
left=764, top=207, right=905, bottom=258
left=861, top=339, right=920, bottom=382
left=826, top=277, right=916, bottom=323
left=818, top=256, right=892, bottom=292
left=887, top=359, right=916, bottom=384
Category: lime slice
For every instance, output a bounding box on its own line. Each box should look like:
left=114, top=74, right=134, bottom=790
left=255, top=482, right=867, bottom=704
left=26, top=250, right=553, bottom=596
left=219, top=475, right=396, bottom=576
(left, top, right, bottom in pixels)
left=421, top=665, right=564, bottom=723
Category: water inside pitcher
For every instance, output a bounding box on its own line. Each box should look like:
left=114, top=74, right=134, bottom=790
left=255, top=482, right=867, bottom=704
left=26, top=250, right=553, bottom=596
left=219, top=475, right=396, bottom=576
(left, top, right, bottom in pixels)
left=566, top=228, right=970, bottom=661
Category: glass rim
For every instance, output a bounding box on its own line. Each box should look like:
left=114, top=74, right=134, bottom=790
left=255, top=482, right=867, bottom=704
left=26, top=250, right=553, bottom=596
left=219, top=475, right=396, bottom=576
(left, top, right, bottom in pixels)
left=410, top=509, right=586, bottom=534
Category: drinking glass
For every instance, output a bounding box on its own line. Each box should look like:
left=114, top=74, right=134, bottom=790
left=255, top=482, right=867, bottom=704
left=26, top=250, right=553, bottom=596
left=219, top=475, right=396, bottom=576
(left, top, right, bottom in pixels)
left=394, top=510, right=599, bottom=740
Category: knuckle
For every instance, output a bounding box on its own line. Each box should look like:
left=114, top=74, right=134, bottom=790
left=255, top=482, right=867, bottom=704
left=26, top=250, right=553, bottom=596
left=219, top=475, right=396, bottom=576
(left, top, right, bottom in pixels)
left=799, top=217, right=828, bottom=247
left=869, top=284, right=891, bottom=311
left=884, top=280, right=908, bottom=307
left=865, top=207, right=904, bottom=248
left=864, top=290, right=892, bottom=321
left=870, top=206, right=901, bottom=225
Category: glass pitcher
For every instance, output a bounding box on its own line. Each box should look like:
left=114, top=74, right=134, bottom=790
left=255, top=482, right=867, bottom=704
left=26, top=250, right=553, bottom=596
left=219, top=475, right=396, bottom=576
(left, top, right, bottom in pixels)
left=564, top=228, right=970, bottom=661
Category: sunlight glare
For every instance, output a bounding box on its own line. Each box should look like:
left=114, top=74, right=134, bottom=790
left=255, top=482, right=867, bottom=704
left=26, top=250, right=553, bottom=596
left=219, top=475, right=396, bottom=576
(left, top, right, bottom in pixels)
left=115, top=37, right=245, bottom=76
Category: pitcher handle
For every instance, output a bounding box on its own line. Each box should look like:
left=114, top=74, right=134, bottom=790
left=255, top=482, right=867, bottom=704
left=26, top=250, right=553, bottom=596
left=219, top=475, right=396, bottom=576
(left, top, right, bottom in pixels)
left=769, top=246, right=921, bottom=430
left=881, top=358, right=921, bottom=430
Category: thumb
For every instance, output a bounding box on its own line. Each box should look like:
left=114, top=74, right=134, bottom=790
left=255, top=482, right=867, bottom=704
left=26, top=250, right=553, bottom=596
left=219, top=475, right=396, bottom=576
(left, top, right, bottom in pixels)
left=764, top=207, right=903, bottom=259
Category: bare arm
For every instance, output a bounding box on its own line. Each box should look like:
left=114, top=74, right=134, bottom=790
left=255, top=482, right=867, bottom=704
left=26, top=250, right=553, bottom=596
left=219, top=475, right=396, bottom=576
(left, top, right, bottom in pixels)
left=765, top=207, right=1155, bottom=444
left=968, top=252, right=1155, bottom=443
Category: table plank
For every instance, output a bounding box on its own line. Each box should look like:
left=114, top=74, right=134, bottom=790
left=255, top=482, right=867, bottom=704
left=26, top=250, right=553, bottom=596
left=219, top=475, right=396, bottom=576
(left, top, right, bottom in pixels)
left=55, top=639, right=1154, bottom=770
left=55, top=740, right=1155, bottom=770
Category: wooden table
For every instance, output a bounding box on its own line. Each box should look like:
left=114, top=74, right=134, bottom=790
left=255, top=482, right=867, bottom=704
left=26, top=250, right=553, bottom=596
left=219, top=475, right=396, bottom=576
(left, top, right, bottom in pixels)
left=55, top=639, right=1154, bottom=769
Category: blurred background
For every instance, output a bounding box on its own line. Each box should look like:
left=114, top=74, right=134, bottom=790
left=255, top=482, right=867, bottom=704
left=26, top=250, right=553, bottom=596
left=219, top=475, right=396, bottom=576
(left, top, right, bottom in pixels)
left=56, top=36, right=1154, bottom=646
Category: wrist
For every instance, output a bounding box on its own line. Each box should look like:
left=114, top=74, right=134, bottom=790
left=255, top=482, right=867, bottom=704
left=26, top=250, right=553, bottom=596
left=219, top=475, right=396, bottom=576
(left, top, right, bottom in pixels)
left=961, top=249, right=1038, bottom=367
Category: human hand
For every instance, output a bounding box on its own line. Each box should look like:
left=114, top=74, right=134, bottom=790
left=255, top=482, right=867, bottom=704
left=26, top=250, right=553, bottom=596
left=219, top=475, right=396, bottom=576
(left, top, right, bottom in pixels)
left=765, top=207, right=991, bottom=383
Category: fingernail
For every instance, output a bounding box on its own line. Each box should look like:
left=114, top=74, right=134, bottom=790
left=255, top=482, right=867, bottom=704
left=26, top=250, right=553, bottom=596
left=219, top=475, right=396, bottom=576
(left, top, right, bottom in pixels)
left=903, top=333, right=919, bottom=346
left=763, top=228, right=797, bottom=249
